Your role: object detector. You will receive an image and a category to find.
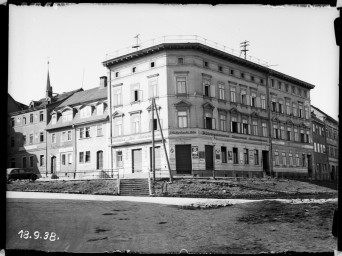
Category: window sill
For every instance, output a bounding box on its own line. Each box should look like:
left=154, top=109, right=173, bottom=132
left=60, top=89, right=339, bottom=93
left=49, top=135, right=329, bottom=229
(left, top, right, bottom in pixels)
left=176, top=93, right=188, bottom=97
left=130, top=100, right=141, bottom=105
left=79, top=137, right=91, bottom=140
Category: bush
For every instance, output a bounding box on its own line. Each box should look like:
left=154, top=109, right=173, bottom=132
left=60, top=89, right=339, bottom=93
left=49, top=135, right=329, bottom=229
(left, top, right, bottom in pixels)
left=51, top=174, right=58, bottom=179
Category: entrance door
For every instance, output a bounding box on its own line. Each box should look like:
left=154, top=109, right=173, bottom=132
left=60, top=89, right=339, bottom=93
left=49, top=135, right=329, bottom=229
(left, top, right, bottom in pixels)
left=97, top=151, right=103, bottom=169
left=150, top=146, right=161, bottom=171
left=132, top=149, right=142, bottom=173
left=175, top=145, right=192, bottom=174
left=205, top=145, right=214, bottom=170
left=262, top=151, right=269, bottom=175
left=307, top=155, right=312, bottom=177
left=51, top=156, right=56, bottom=174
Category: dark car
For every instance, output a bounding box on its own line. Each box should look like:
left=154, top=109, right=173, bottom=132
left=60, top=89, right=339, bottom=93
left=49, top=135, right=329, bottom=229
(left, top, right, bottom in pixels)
left=6, top=168, right=38, bottom=181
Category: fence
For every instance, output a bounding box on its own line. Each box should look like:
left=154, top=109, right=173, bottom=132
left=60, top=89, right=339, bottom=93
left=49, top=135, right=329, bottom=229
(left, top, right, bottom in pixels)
left=49, top=169, right=119, bottom=181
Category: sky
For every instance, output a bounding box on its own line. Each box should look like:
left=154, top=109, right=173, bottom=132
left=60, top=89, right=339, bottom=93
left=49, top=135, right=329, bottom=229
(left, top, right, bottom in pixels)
left=8, top=4, right=339, bottom=120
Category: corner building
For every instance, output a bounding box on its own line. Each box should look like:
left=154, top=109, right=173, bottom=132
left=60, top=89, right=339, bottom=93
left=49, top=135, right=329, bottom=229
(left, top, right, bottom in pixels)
left=103, top=41, right=314, bottom=178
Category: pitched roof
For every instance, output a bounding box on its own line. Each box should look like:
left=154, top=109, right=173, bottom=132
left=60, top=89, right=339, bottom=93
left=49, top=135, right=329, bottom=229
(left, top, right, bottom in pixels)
left=311, top=105, right=338, bottom=124
left=57, top=87, right=107, bottom=108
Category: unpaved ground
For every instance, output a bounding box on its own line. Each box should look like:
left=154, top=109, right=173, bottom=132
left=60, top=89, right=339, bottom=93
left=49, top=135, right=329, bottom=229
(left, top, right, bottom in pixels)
left=7, top=178, right=337, bottom=199
left=6, top=198, right=337, bottom=254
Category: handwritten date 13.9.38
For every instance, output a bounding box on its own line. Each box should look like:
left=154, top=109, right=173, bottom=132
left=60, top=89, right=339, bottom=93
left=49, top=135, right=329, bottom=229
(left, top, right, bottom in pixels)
left=18, top=230, right=60, bottom=241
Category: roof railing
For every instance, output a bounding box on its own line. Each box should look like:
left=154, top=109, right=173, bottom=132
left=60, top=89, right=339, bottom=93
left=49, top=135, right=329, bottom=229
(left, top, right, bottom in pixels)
left=104, top=35, right=269, bottom=66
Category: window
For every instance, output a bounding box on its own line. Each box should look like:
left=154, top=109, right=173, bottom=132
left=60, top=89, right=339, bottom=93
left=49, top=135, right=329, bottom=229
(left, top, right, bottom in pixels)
left=40, top=155, right=45, bottom=167
left=11, top=158, right=15, bottom=168
left=23, top=135, right=26, bottom=145
left=97, top=124, right=103, bottom=136
left=132, top=67, right=136, bottom=73
left=271, top=99, right=277, bottom=112
left=300, top=130, right=305, bottom=143
left=242, top=120, right=249, bottom=134
left=116, top=151, right=123, bottom=167
left=261, top=95, right=266, bottom=109
left=286, top=101, right=291, bottom=115
left=218, top=114, right=226, bottom=131
left=298, top=88, right=301, bottom=96
left=278, top=81, right=282, bottom=90
left=298, top=103, right=303, bottom=118
left=52, top=114, right=57, bottom=124
left=280, top=126, right=285, bottom=139
left=85, top=151, right=91, bottom=163
left=251, top=76, right=254, bottom=81
left=39, top=111, right=44, bottom=122
left=79, top=152, right=84, bottom=163
left=270, top=79, right=274, bottom=88
left=177, top=57, right=184, bottom=64
left=292, top=103, right=297, bottom=116
left=22, top=116, right=26, bottom=125
left=282, top=153, right=286, bottom=166
left=244, top=148, right=249, bottom=164
left=115, top=72, right=119, bottom=77
left=303, top=90, right=308, bottom=98
left=254, top=150, right=259, bottom=165
left=241, top=73, right=245, bottom=79
left=296, top=154, right=300, bottom=166
left=80, top=106, right=91, bottom=118
left=292, top=86, right=296, bottom=94
left=131, top=84, right=141, bottom=102
left=294, top=128, right=298, bottom=141
left=22, top=157, right=27, bottom=168
left=302, top=154, right=306, bottom=167
left=52, top=134, right=56, bottom=143
left=306, top=132, right=310, bottom=143
left=150, top=62, right=155, bottom=68
left=230, top=69, right=234, bottom=75
left=10, top=137, right=14, bottom=147
left=97, top=104, right=104, bottom=115
left=304, top=107, right=309, bottom=119
left=240, top=89, right=247, bottom=105
left=30, top=114, right=33, bottom=123
left=221, top=147, right=227, bottom=163
left=176, top=77, right=187, bottom=94
left=252, top=121, right=258, bottom=135
left=79, top=127, right=90, bottom=138
left=278, top=100, right=283, bottom=113
left=29, top=156, right=34, bottom=168
left=218, top=83, right=225, bottom=100
left=149, top=79, right=158, bottom=98
left=273, top=124, right=279, bottom=139
left=114, top=117, right=123, bottom=136
left=68, top=153, right=73, bottom=165
left=231, top=117, right=239, bottom=133
left=113, top=87, right=122, bottom=106
left=131, top=114, right=140, bottom=134
left=204, top=81, right=210, bottom=97
left=61, top=154, right=66, bottom=165
left=80, top=151, right=91, bottom=163
left=251, top=92, right=256, bottom=107
left=262, top=123, right=267, bottom=137
left=274, top=152, right=279, bottom=166
left=40, top=132, right=44, bottom=142
left=62, top=110, right=73, bottom=122
left=233, top=147, right=238, bottom=164
left=314, top=142, right=317, bottom=152
left=260, top=79, right=264, bottom=84
left=230, top=87, right=236, bottom=102
left=287, top=128, right=292, bottom=141
left=289, top=154, right=294, bottom=166
left=29, top=133, right=33, bottom=144
left=285, top=84, right=289, bottom=92
left=204, top=61, right=208, bottom=67
left=62, top=132, right=66, bottom=142
left=219, top=66, right=223, bottom=72
left=204, top=113, right=215, bottom=130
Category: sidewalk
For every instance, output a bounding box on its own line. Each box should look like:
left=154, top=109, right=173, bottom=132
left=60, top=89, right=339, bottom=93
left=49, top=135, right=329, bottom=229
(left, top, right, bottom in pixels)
left=6, top=191, right=337, bottom=207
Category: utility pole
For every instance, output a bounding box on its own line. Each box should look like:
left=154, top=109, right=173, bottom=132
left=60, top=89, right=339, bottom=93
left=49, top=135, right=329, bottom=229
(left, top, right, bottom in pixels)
left=153, top=98, right=173, bottom=183
left=151, top=98, right=155, bottom=182
left=240, top=40, right=249, bottom=60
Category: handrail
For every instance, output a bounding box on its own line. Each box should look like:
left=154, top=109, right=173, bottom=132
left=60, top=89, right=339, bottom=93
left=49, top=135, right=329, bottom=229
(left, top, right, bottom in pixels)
left=104, top=35, right=269, bottom=67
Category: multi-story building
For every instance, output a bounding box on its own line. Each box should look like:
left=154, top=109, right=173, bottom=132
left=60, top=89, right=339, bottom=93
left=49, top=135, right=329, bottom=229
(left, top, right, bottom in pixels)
left=311, top=110, right=329, bottom=180
left=7, top=68, right=82, bottom=177
left=102, top=36, right=315, bottom=179
left=45, top=77, right=109, bottom=178
left=311, top=105, right=339, bottom=181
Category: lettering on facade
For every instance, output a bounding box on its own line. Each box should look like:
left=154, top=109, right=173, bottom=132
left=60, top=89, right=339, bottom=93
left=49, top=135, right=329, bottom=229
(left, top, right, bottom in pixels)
left=169, top=130, right=197, bottom=135
left=202, top=131, right=231, bottom=138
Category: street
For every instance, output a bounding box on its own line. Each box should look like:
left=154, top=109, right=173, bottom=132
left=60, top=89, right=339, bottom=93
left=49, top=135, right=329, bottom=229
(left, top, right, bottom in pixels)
left=6, top=196, right=337, bottom=254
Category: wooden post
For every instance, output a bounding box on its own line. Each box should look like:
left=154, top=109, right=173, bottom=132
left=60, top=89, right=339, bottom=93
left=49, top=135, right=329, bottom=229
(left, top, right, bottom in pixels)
left=153, top=99, right=173, bottom=183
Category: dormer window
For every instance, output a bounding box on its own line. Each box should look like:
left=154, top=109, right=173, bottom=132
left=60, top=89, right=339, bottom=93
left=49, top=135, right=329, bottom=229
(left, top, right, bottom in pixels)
left=80, top=106, right=92, bottom=118
left=62, top=109, right=73, bottom=122
left=51, top=114, right=57, bottom=124
left=97, top=104, right=104, bottom=115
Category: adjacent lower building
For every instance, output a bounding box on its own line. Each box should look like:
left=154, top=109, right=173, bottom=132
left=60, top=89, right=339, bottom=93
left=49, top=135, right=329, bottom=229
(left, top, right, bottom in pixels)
left=103, top=37, right=315, bottom=179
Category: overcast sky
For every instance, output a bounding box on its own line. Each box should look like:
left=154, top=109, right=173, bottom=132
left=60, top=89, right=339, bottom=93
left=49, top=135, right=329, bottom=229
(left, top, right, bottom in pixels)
left=8, top=4, right=339, bottom=120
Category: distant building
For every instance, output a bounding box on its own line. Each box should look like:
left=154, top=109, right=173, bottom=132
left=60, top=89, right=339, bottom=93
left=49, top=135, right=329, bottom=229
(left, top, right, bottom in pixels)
left=45, top=76, right=108, bottom=178
left=7, top=65, right=82, bottom=176
left=103, top=37, right=315, bottom=179
left=311, top=105, right=339, bottom=181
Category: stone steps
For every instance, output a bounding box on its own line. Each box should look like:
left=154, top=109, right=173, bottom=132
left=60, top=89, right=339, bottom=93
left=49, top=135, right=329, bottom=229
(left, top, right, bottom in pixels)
left=119, top=179, right=150, bottom=196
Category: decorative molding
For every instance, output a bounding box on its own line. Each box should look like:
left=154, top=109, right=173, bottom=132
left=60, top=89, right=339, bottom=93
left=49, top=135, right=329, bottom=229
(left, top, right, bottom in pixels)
left=112, top=83, right=123, bottom=87
left=174, top=99, right=191, bottom=108
left=202, top=102, right=215, bottom=110
left=129, top=110, right=142, bottom=115
left=147, top=73, right=159, bottom=79
left=174, top=71, right=189, bottom=75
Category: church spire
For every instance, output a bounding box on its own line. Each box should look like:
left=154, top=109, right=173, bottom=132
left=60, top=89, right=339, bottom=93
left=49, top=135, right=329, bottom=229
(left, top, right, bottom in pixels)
left=46, top=60, right=53, bottom=99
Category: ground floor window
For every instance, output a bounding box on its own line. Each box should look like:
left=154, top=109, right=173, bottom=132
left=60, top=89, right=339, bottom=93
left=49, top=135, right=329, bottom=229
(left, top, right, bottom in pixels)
left=79, top=151, right=90, bottom=163
left=254, top=150, right=259, bottom=165
left=282, top=153, right=286, bottom=166
left=233, top=147, right=238, bottom=164
left=116, top=151, right=123, bottom=167
left=22, top=157, right=27, bottom=168
left=40, top=155, right=45, bottom=166
left=29, top=156, right=34, bottom=168
left=244, top=148, right=249, bottom=164
left=221, top=147, right=227, bottom=163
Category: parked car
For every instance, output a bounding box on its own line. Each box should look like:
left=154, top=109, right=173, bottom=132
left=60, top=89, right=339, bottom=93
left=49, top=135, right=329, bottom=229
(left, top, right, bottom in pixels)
left=6, top=168, right=38, bottom=181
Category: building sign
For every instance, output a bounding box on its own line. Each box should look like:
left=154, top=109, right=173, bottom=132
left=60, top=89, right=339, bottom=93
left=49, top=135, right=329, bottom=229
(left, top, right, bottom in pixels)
left=59, top=147, right=73, bottom=153
left=228, top=151, right=233, bottom=163
left=215, top=149, right=221, bottom=163
left=112, top=132, right=161, bottom=145
left=169, top=129, right=197, bottom=135
left=192, top=146, right=199, bottom=158
left=169, top=147, right=175, bottom=159
left=199, top=151, right=205, bottom=162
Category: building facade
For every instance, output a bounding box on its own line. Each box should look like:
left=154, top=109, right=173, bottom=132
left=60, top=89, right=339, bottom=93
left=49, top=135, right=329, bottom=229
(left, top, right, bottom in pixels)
left=103, top=41, right=315, bottom=179
left=7, top=69, right=82, bottom=177
left=45, top=77, right=109, bottom=178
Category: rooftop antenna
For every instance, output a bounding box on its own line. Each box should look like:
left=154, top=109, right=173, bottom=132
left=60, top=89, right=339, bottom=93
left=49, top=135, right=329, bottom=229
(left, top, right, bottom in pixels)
left=132, top=34, right=141, bottom=50
left=240, top=40, right=249, bottom=59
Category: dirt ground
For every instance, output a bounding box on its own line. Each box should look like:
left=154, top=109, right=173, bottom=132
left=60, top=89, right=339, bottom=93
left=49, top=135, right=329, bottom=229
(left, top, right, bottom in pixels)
left=6, top=178, right=337, bottom=199
left=6, top=198, right=337, bottom=254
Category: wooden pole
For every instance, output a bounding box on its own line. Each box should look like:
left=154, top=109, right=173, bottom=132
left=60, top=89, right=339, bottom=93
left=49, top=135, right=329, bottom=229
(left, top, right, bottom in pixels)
left=152, top=98, right=155, bottom=182
left=153, top=99, right=173, bottom=183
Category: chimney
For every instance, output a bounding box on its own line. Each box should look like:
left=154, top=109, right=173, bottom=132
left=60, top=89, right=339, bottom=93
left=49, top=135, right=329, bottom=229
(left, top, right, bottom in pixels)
left=100, top=76, right=107, bottom=88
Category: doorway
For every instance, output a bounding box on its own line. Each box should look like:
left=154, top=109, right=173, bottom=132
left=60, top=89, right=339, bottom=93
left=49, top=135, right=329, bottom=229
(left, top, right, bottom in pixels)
left=175, top=145, right=192, bottom=174
left=97, top=150, right=103, bottom=170
left=205, top=145, right=214, bottom=171
left=51, top=156, right=56, bottom=174
left=132, top=149, right=142, bottom=173
left=262, top=150, right=269, bottom=175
